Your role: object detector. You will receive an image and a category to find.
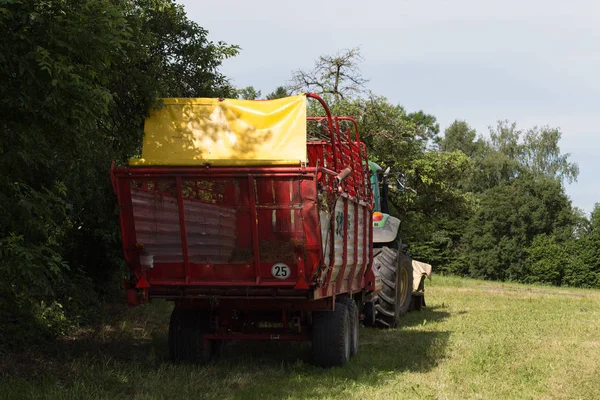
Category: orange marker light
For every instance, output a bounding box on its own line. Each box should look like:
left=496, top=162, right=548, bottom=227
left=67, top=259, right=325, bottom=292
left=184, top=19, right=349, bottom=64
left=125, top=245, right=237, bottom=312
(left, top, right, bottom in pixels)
left=373, top=212, right=383, bottom=222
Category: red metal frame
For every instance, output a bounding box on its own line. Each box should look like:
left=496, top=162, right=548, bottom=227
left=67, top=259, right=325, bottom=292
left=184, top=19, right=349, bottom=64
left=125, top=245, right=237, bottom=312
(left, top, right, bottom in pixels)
left=247, top=174, right=261, bottom=285
left=175, top=177, right=191, bottom=284
left=113, top=93, right=374, bottom=320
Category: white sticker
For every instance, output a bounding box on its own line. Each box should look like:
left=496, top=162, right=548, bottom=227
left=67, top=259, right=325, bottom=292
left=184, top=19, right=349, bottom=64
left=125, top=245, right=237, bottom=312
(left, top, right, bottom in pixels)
left=271, top=263, right=291, bottom=280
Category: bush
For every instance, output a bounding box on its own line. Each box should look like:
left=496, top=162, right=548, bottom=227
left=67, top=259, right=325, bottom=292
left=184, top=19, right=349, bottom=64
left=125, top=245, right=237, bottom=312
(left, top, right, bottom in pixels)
left=0, top=0, right=238, bottom=348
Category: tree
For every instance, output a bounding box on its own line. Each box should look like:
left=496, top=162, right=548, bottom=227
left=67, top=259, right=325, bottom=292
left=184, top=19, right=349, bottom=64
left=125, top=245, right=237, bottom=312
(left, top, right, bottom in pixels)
left=1, top=0, right=130, bottom=344
left=396, top=151, right=475, bottom=273
left=237, top=86, right=261, bottom=100
left=522, top=125, right=579, bottom=184
left=562, top=204, right=600, bottom=288
left=473, top=120, right=579, bottom=191
left=464, top=175, right=575, bottom=281
left=0, top=0, right=238, bottom=346
left=441, top=120, right=482, bottom=157
left=524, top=234, right=568, bottom=286
left=266, top=86, right=289, bottom=99
left=405, top=110, right=440, bottom=145
left=308, top=93, right=438, bottom=167
left=289, top=47, right=368, bottom=103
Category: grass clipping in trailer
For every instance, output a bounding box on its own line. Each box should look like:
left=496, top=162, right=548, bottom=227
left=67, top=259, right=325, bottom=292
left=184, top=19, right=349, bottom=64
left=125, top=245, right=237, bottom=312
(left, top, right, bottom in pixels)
left=129, top=95, right=307, bottom=167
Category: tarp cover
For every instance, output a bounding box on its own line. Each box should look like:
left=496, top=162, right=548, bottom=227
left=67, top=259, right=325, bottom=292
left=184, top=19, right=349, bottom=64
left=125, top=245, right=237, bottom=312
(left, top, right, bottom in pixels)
left=129, top=95, right=307, bottom=167
left=412, top=260, right=432, bottom=292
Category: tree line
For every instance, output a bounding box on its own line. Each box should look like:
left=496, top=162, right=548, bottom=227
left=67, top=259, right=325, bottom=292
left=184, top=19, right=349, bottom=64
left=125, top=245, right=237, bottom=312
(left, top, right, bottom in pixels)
left=1, top=1, right=598, bottom=347
left=278, top=48, right=598, bottom=291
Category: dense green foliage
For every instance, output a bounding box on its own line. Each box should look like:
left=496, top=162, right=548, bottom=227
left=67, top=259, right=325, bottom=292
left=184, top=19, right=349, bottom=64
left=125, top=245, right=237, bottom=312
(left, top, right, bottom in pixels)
left=0, top=0, right=238, bottom=347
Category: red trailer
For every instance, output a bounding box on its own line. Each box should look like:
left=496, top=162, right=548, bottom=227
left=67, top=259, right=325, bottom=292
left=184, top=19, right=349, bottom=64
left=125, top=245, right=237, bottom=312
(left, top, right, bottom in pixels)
left=112, top=93, right=424, bottom=367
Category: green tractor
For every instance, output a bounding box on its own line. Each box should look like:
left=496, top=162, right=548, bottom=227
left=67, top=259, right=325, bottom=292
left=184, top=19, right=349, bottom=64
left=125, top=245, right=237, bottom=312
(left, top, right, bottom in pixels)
left=363, top=161, right=428, bottom=328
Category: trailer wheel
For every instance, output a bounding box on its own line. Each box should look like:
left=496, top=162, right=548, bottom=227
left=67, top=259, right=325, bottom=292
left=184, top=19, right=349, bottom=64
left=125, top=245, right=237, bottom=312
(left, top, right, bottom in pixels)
left=373, top=247, right=413, bottom=328
left=342, top=299, right=359, bottom=357
left=311, top=302, right=351, bottom=367
left=169, top=306, right=213, bottom=363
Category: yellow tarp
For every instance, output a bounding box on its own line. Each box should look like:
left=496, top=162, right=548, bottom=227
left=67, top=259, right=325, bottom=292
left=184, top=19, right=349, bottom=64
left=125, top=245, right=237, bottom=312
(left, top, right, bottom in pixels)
left=128, top=95, right=307, bottom=167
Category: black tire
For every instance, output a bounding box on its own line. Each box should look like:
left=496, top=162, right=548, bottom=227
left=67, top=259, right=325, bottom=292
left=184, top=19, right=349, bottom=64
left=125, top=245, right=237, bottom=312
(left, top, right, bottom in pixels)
left=342, top=298, right=359, bottom=357
left=363, top=301, right=376, bottom=327
left=311, top=302, right=351, bottom=367
left=373, top=246, right=413, bottom=328
left=212, top=339, right=226, bottom=358
left=169, top=306, right=213, bottom=363
left=410, top=292, right=426, bottom=311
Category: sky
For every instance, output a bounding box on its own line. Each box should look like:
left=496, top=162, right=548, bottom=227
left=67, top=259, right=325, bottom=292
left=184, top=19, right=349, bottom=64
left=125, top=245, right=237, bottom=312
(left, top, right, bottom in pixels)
left=179, top=0, right=599, bottom=215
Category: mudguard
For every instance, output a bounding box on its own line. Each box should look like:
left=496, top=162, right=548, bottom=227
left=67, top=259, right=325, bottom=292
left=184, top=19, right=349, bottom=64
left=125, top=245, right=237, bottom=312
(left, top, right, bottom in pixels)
left=373, top=214, right=400, bottom=244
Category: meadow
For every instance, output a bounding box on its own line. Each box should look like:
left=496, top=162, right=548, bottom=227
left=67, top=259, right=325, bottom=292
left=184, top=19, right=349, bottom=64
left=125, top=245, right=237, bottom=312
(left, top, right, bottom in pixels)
left=2, top=276, right=599, bottom=400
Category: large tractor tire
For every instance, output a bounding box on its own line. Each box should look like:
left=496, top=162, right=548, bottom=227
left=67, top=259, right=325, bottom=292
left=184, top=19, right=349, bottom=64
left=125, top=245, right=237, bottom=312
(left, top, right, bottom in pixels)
left=311, top=302, right=351, bottom=367
left=169, top=306, right=214, bottom=363
left=373, top=246, right=413, bottom=328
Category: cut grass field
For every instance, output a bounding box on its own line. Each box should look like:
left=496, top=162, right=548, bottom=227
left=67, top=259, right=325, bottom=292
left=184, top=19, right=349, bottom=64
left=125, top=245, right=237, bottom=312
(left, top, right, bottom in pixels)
left=2, top=276, right=600, bottom=400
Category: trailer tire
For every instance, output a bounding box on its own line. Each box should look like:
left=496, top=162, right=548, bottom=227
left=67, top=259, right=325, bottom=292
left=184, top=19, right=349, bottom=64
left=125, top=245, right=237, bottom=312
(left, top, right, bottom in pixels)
left=212, top=339, right=226, bottom=358
left=169, top=306, right=213, bottom=364
left=342, top=298, right=359, bottom=357
left=373, top=247, right=413, bottom=328
left=311, top=302, right=351, bottom=367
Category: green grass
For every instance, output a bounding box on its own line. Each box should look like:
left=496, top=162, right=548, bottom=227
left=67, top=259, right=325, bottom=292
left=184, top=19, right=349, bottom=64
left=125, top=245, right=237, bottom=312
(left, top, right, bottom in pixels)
left=2, top=276, right=600, bottom=399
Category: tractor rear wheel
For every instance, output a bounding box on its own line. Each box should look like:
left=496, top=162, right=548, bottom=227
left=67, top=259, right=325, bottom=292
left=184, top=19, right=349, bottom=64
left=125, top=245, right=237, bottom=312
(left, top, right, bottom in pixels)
left=373, top=246, right=413, bottom=328
left=169, top=306, right=214, bottom=363
left=311, top=302, right=351, bottom=367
